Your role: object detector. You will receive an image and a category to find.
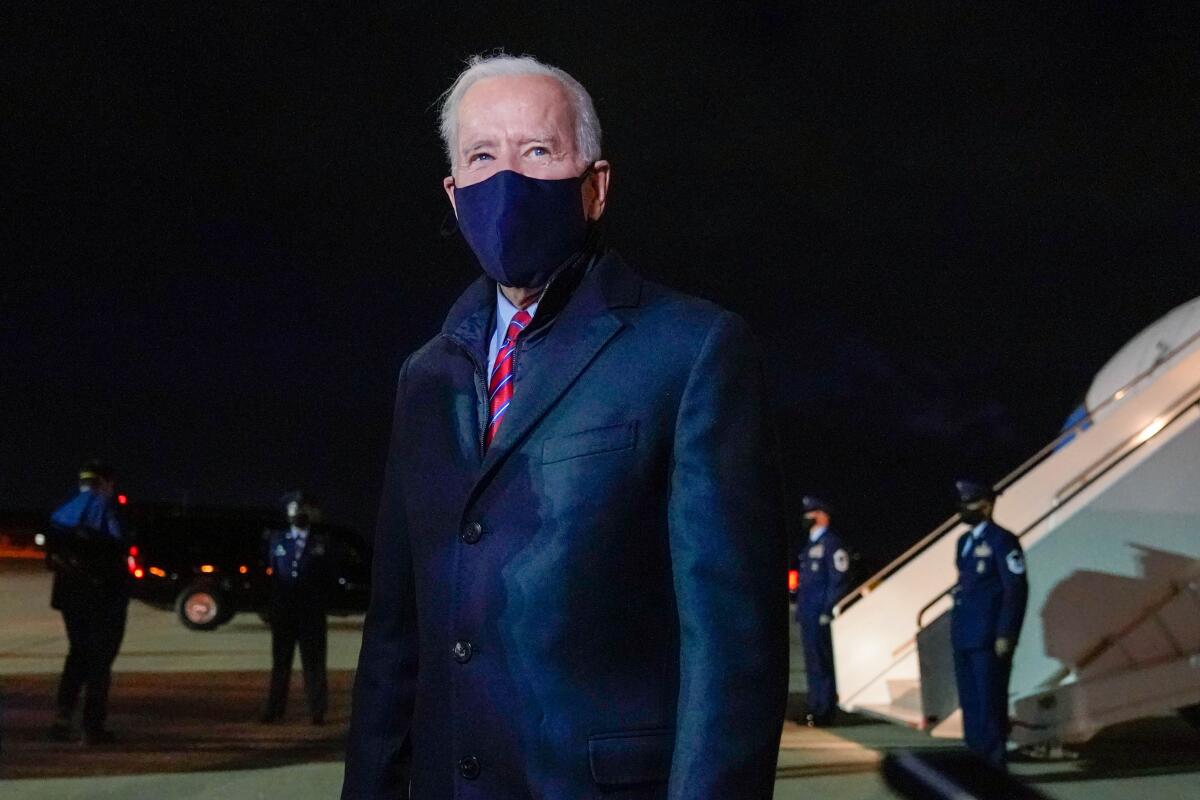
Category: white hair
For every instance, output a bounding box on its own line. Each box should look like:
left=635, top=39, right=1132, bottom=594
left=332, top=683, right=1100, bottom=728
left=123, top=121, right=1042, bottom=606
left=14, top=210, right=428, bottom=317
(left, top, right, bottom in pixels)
left=438, top=53, right=602, bottom=169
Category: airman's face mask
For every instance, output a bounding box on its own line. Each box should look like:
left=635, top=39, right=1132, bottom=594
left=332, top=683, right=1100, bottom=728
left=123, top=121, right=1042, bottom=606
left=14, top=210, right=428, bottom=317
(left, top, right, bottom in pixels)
left=453, top=167, right=591, bottom=289
left=960, top=505, right=989, bottom=526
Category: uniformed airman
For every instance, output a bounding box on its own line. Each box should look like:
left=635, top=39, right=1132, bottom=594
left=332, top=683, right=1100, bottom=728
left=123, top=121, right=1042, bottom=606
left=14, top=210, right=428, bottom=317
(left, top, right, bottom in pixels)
left=260, top=491, right=330, bottom=725
left=795, top=495, right=853, bottom=726
left=950, top=479, right=1029, bottom=769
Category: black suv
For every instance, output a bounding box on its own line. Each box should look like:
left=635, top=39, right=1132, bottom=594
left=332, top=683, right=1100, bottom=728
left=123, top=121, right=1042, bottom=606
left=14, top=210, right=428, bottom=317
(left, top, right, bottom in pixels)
left=121, top=504, right=371, bottom=630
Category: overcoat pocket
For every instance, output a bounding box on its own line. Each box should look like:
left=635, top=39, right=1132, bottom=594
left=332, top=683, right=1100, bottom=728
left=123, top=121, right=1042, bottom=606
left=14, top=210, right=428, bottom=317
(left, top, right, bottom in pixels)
left=542, top=421, right=637, bottom=464
left=588, top=727, right=674, bottom=786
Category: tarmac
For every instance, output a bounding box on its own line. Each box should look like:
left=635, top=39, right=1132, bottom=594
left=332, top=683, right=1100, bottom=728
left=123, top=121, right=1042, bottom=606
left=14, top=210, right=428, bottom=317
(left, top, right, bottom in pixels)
left=2, top=559, right=1198, bottom=799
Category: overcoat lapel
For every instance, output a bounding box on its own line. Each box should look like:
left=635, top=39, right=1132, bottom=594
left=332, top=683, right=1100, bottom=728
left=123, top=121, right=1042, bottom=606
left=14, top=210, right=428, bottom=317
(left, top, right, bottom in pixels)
left=439, top=251, right=643, bottom=501
left=443, top=276, right=495, bottom=469
left=476, top=251, right=640, bottom=490
left=480, top=311, right=623, bottom=474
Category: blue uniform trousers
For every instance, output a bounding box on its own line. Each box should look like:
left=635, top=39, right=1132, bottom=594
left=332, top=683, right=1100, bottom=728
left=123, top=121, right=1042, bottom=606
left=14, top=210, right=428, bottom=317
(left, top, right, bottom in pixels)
left=953, top=647, right=1011, bottom=769
left=266, top=600, right=328, bottom=720
left=799, top=613, right=837, bottom=721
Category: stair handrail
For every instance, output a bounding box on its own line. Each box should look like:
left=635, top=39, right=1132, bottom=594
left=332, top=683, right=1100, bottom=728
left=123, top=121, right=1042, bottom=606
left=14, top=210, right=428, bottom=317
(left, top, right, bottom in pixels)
left=834, top=323, right=1200, bottom=618
left=914, top=386, right=1200, bottom=630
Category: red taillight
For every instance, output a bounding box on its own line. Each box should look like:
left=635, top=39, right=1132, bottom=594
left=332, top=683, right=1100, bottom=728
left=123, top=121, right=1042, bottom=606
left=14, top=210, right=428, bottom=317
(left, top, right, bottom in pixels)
left=788, top=569, right=799, bottom=593
left=127, top=547, right=144, bottom=579
left=117, top=494, right=127, bottom=505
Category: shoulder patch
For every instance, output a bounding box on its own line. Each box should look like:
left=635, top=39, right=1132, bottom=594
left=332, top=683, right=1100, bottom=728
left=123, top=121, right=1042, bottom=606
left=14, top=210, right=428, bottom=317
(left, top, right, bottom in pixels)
left=1006, top=550, right=1026, bottom=575
left=833, top=549, right=850, bottom=573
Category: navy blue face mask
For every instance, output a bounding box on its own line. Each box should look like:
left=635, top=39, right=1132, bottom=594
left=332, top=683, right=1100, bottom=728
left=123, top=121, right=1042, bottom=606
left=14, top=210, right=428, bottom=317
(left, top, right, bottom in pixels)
left=453, top=167, right=592, bottom=288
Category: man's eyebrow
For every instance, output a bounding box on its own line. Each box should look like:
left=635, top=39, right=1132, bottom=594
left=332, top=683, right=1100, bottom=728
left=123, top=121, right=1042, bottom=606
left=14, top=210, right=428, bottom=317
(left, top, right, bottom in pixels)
left=518, top=134, right=561, bottom=147
left=461, top=138, right=496, bottom=155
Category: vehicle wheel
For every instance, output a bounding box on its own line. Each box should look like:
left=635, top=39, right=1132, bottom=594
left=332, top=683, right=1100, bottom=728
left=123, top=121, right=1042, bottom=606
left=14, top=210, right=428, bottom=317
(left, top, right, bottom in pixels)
left=176, top=584, right=228, bottom=631
left=1180, top=703, right=1200, bottom=730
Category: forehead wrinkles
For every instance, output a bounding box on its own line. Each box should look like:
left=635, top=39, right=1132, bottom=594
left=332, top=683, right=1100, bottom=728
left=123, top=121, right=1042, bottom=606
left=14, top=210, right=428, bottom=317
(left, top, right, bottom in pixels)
left=456, top=76, right=577, bottom=153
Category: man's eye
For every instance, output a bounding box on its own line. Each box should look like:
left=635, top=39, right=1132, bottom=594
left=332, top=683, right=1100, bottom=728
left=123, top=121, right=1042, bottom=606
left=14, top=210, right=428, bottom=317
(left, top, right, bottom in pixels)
left=528, top=147, right=549, bottom=158
left=469, top=153, right=493, bottom=163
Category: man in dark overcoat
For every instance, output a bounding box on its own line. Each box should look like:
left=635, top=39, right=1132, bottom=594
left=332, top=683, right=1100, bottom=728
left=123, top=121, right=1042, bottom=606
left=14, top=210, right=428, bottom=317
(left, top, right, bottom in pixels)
left=343, top=53, right=789, bottom=799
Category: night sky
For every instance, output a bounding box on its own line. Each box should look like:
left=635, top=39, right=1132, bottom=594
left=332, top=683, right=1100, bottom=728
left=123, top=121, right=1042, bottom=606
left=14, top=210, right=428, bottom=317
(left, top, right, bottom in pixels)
left=7, top=3, right=1199, bottom=566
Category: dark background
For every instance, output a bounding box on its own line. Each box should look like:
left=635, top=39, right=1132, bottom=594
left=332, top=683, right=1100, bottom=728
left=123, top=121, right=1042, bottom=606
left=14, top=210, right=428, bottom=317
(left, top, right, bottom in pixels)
left=6, top=3, right=1199, bottom=567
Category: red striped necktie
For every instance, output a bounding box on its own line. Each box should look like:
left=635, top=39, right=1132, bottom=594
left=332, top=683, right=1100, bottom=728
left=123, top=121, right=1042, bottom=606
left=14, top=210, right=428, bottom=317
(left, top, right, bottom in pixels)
left=486, top=309, right=533, bottom=449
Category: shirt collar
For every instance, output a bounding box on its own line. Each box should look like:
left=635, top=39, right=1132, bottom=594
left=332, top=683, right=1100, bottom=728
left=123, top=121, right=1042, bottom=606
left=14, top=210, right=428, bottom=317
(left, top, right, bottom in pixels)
left=289, top=525, right=309, bottom=538
left=809, top=525, right=827, bottom=543
left=495, top=286, right=539, bottom=336
left=971, top=521, right=988, bottom=539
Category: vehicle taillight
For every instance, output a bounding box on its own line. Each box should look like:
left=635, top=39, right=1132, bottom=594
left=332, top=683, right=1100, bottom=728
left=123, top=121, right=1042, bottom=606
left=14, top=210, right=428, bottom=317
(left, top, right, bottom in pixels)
left=127, top=546, right=145, bottom=579
left=117, top=494, right=127, bottom=505
left=788, top=569, right=799, bottom=593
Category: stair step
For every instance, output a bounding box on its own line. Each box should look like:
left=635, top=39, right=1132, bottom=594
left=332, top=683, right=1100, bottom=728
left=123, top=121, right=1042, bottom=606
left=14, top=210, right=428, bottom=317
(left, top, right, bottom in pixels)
left=885, top=679, right=923, bottom=713
left=855, top=702, right=927, bottom=730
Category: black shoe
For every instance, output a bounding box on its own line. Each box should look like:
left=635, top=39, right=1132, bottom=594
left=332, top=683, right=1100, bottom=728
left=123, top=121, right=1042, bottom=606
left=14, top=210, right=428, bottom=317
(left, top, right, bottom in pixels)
left=83, top=729, right=117, bottom=745
left=805, top=712, right=835, bottom=728
left=311, top=714, right=325, bottom=726
left=48, top=720, right=74, bottom=742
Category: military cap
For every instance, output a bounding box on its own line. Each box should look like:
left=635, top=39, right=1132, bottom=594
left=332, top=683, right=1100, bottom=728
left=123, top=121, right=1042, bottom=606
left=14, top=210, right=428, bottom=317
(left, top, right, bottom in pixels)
left=955, top=479, right=997, bottom=505
left=801, top=495, right=832, bottom=514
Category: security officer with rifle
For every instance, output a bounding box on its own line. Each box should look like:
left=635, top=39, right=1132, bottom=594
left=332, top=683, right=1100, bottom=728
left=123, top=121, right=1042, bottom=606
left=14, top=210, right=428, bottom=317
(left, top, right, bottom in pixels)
left=951, top=479, right=1029, bottom=770
left=46, top=460, right=128, bottom=744
left=261, top=491, right=330, bottom=725
left=796, top=495, right=853, bottom=726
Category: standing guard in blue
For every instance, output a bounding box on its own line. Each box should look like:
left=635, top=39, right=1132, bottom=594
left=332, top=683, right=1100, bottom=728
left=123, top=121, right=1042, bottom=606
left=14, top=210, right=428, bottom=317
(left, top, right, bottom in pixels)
left=950, top=480, right=1029, bottom=770
left=795, top=495, right=852, bottom=726
left=260, top=491, right=330, bottom=725
left=45, top=460, right=128, bottom=745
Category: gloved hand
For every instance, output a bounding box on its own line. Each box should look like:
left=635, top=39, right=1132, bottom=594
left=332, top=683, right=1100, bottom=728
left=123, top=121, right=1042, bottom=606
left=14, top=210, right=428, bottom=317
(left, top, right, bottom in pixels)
left=818, top=614, right=832, bottom=626
left=994, top=637, right=1012, bottom=657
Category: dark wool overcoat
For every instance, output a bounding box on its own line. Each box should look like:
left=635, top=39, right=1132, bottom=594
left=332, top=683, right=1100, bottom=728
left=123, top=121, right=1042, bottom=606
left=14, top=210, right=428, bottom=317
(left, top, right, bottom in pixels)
left=343, top=250, right=788, bottom=799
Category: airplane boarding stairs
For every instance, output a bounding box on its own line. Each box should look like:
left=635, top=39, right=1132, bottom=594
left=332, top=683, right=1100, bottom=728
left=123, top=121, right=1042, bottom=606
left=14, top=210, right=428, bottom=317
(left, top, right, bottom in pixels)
left=830, top=323, right=1200, bottom=747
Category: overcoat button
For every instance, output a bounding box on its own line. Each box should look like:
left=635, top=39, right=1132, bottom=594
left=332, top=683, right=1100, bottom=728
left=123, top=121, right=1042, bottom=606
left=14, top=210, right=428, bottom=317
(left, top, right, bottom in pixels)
left=452, top=640, right=473, bottom=663
left=458, top=756, right=480, bottom=779
left=461, top=521, right=484, bottom=544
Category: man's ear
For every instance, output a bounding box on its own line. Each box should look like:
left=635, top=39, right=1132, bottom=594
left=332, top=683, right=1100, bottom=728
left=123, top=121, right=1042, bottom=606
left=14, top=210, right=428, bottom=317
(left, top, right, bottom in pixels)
left=583, top=160, right=611, bottom=221
left=443, top=175, right=457, bottom=215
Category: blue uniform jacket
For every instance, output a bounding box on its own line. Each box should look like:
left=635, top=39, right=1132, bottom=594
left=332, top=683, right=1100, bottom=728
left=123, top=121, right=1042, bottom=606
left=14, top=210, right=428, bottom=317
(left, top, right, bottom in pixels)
left=343, top=250, right=789, bottom=800
left=950, top=521, right=1029, bottom=650
left=796, top=528, right=852, bottom=622
left=266, top=528, right=331, bottom=609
